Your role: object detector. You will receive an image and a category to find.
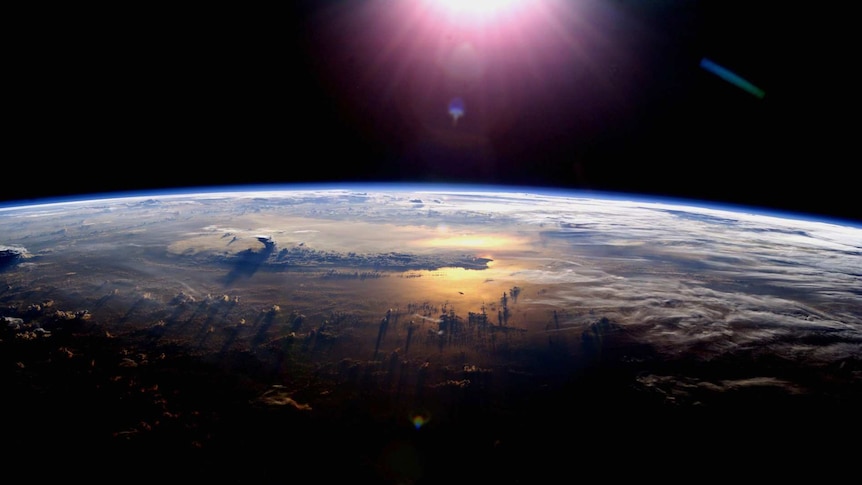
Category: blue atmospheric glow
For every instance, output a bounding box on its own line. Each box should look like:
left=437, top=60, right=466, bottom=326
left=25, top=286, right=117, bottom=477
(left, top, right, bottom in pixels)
left=0, top=182, right=857, bottom=229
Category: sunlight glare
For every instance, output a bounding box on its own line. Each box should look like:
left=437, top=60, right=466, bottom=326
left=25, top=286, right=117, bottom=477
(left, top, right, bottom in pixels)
left=431, top=0, right=523, bottom=15
left=425, top=0, right=527, bottom=21
left=418, top=234, right=525, bottom=250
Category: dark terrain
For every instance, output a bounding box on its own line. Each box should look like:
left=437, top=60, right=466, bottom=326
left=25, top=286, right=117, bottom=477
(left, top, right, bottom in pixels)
left=3, top=286, right=860, bottom=484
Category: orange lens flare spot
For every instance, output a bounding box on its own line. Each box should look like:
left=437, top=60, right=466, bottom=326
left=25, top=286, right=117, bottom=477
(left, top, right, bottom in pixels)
left=410, top=410, right=431, bottom=429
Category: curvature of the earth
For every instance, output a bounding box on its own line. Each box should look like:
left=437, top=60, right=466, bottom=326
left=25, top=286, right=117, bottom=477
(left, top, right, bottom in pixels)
left=2, top=185, right=860, bottom=483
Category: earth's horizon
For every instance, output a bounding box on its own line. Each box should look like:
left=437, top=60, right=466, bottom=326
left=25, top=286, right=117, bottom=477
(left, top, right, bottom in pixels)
left=2, top=184, right=860, bottom=483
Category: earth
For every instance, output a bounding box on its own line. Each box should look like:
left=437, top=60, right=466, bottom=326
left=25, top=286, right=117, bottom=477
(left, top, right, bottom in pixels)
left=2, top=185, right=860, bottom=484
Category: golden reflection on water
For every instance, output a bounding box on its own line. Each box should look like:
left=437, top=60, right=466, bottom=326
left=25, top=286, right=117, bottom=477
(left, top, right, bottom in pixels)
left=402, top=232, right=535, bottom=308
left=410, top=233, right=531, bottom=252
left=385, top=259, right=526, bottom=312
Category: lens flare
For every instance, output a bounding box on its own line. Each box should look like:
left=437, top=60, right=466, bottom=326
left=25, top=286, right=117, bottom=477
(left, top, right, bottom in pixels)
left=700, top=58, right=765, bottom=99
left=448, top=97, right=465, bottom=125
left=410, top=410, right=431, bottom=429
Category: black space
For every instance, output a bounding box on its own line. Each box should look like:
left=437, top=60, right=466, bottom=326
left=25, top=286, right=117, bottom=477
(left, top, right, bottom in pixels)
left=6, top=2, right=858, bottom=223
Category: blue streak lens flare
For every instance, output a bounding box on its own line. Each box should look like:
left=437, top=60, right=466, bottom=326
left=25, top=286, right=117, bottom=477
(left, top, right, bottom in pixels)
left=700, top=58, right=765, bottom=99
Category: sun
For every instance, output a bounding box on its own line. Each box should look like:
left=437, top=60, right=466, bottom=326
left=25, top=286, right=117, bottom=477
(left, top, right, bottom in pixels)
left=425, top=0, right=526, bottom=18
